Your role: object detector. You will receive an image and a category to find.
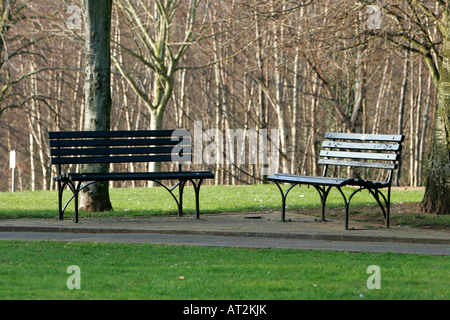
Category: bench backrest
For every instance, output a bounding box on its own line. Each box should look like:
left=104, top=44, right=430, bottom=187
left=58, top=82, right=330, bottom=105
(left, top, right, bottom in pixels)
left=49, top=129, right=191, bottom=172
left=319, top=132, right=404, bottom=182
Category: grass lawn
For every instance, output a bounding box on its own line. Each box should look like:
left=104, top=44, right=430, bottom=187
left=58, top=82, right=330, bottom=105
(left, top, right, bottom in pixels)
left=0, top=184, right=447, bottom=230
left=0, top=241, right=448, bottom=300
left=0, top=185, right=448, bottom=300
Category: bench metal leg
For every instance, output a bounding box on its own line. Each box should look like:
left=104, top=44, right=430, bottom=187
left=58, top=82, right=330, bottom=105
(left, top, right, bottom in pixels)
left=311, top=185, right=333, bottom=222
left=58, top=178, right=209, bottom=222
left=334, top=187, right=350, bottom=229
left=274, top=182, right=334, bottom=222
left=163, top=179, right=204, bottom=219
left=155, top=180, right=184, bottom=218
left=386, top=187, right=391, bottom=228
left=274, top=182, right=299, bottom=222
left=178, top=180, right=186, bottom=218
left=71, top=181, right=84, bottom=223
left=340, top=186, right=391, bottom=230
left=57, top=180, right=77, bottom=222
left=189, top=179, right=203, bottom=219
left=58, top=181, right=64, bottom=221
left=57, top=181, right=96, bottom=223
left=366, top=187, right=391, bottom=229
left=340, top=187, right=367, bottom=230
left=74, top=186, right=79, bottom=223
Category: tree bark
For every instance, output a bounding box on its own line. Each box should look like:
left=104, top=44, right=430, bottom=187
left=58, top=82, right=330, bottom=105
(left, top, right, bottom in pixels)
left=418, top=74, right=433, bottom=186
left=421, top=31, right=450, bottom=215
left=149, top=108, right=165, bottom=175
left=394, top=49, right=409, bottom=186
left=79, top=0, right=113, bottom=212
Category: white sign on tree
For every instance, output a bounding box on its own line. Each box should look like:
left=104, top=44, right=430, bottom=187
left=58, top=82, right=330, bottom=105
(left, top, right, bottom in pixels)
left=10, top=150, right=16, bottom=192
left=10, top=150, right=16, bottom=169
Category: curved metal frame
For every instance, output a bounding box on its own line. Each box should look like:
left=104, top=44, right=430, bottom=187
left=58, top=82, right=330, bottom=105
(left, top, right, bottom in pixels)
left=274, top=182, right=333, bottom=222
left=57, top=178, right=205, bottom=223
left=333, top=186, right=391, bottom=229
left=274, top=182, right=391, bottom=229
left=274, top=182, right=299, bottom=221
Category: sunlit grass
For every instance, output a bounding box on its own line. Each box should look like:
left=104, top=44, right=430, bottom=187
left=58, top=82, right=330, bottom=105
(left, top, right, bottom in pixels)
left=0, top=241, right=448, bottom=300
left=1, top=184, right=447, bottom=230
left=0, top=184, right=425, bottom=219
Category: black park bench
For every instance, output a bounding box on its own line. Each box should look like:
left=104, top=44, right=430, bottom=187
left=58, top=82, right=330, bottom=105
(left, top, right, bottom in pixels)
left=49, top=129, right=214, bottom=222
left=268, top=132, right=405, bottom=229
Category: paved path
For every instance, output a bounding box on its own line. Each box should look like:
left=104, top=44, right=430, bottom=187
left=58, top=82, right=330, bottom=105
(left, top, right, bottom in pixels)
left=0, top=212, right=449, bottom=255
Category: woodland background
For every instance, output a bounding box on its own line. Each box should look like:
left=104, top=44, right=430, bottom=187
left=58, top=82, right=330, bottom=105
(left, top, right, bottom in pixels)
left=0, top=0, right=438, bottom=192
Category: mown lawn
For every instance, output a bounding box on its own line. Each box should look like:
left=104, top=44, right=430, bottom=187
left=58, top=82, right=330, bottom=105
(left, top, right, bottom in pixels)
left=0, top=185, right=448, bottom=301
left=0, top=241, right=448, bottom=300
left=0, top=184, right=447, bottom=230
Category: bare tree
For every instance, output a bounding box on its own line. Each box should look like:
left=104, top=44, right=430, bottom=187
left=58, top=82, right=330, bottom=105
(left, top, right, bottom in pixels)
left=112, top=0, right=208, bottom=174
left=359, top=0, right=449, bottom=214
left=78, top=0, right=114, bottom=212
left=0, top=0, right=51, bottom=119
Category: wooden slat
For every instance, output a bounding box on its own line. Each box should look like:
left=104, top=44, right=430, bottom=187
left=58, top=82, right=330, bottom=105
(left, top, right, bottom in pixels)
left=50, top=137, right=190, bottom=148
left=324, top=132, right=404, bottom=142
left=318, top=159, right=397, bottom=169
left=48, top=130, right=190, bottom=139
left=55, top=171, right=214, bottom=182
left=51, top=146, right=192, bottom=157
left=267, top=174, right=347, bottom=186
left=321, top=141, right=401, bottom=151
left=319, top=150, right=398, bottom=161
left=51, top=154, right=180, bottom=165
left=267, top=174, right=391, bottom=188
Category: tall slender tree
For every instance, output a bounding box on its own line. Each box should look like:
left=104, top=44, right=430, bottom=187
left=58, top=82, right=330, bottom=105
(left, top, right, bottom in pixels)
left=359, top=0, right=449, bottom=215
left=112, top=0, right=206, bottom=174
left=79, top=0, right=114, bottom=212
left=423, top=21, right=450, bottom=215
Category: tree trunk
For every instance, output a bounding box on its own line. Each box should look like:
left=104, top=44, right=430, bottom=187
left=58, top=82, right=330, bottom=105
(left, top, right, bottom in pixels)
left=291, top=47, right=300, bottom=174
left=310, top=74, right=320, bottom=176
left=418, top=75, right=433, bottom=186
left=149, top=109, right=164, bottom=175
left=372, top=58, right=390, bottom=134
left=421, top=33, right=450, bottom=215
left=79, top=0, right=113, bottom=212
left=272, top=3, right=289, bottom=174
left=29, top=132, right=35, bottom=191
left=394, top=49, right=409, bottom=186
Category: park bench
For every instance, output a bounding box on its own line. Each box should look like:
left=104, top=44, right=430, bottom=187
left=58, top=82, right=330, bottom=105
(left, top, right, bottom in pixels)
left=49, top=129, right=214, bottom=222
left=268, top=132, right=404, bottom=229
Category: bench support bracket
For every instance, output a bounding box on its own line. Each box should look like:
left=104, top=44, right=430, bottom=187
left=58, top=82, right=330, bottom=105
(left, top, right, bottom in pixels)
left=341, top=186, right=391, bottom=229
left=57, top=178, right=206, bottom=223
left=273, top=181, right=391, bottom=230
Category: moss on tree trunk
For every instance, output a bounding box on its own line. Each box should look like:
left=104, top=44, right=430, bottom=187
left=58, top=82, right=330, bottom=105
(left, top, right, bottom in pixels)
left=421, top=30, right=450, bottom=215
left=79, top=0, right=113, bottom=212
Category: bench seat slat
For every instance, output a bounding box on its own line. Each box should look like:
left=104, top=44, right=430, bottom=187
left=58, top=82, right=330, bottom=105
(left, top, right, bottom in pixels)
left=319, top=150, right=398, bottom=161
left=267, top=174, right=390, bottom=189
left=51, top=154, right=175, bottom=165
left=267, top=174, right=347, bottom=186
left=54, top=171, right=214, bottom=182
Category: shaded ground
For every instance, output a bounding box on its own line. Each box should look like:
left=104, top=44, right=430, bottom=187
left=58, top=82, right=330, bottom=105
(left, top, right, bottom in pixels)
left=294, top=202, right=449, bottom=232
left=276, top=187, right=448, bottom=232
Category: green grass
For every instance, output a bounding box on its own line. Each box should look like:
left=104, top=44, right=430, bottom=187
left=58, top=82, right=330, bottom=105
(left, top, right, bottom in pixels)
left=0, top=241, right=448, bottom=300
left=0, top=184, right=428, bottom=219
left=0, top=186, right=448, bottom=300
left=1, top=184, right=448, bottom=230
